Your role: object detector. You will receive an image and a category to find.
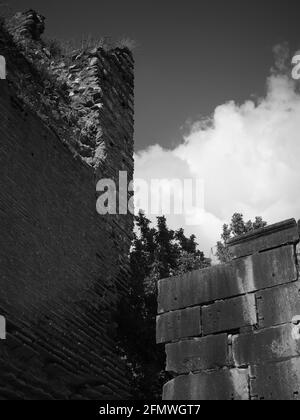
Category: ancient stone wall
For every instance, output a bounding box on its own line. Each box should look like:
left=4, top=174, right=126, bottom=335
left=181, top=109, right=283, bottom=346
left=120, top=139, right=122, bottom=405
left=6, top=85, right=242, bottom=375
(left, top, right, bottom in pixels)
left=0, top=11, right=134, bottom=400
left=157, top=219, right=300, bottom=400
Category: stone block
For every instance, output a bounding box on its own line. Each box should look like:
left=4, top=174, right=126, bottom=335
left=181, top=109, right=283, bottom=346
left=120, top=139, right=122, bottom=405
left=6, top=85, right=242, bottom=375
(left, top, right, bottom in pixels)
left=256, top=281, right=300, bottom=328
left=163, top=368, right=249, bottom=400
left=166, top=333, right=229, bottom=374
left=250, top=245, right=297, bottom=291
left=157, top=245, right=296, bottom=314
left=233, top=323, right=300, bottom=367
left=158, top=264, right=240, bottom=314
left=227, top=219, right=299, bottom=259
left=156, top=307, right=201, bottom=344
left=250, top=358, right=300, bottom=400
left=202, top=294, right=257, bottom=335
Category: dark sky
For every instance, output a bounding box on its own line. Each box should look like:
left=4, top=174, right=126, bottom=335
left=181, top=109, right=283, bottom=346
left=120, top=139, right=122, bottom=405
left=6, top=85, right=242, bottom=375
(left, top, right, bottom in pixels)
left=6, top=0, right=300, bottom=150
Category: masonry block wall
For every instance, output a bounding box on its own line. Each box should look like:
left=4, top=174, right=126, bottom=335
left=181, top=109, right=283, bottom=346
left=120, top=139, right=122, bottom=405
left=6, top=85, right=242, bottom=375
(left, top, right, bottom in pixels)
left=157, top=219, right=300, bottom=400
left=0, top=11, right=134, bottom=399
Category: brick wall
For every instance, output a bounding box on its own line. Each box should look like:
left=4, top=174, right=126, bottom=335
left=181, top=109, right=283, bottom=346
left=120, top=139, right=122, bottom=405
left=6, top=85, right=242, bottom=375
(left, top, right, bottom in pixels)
left=157, top=219, right=300, bottom=400
left=0, top=11, right=134, bottom=400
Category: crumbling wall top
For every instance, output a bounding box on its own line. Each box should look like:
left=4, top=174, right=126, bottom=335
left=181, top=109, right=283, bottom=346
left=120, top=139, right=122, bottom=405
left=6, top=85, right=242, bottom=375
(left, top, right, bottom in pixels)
left=6, top=9, right=45, bottom=41
left=0, top=10, right=134, bottom=172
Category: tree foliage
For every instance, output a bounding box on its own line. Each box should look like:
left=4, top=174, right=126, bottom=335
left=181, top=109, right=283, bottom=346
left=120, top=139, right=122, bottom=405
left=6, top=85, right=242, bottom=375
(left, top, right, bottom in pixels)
left=117, top=211, right=210, bottom=399
left=216, top=213, right=267, bottom=263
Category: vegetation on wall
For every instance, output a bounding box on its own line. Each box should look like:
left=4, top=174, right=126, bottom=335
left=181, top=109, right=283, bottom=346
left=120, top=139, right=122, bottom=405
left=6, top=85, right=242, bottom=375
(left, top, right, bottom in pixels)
left=42, top=35, right=137, bottom=60
left=216, top=213, right=268, bottom=263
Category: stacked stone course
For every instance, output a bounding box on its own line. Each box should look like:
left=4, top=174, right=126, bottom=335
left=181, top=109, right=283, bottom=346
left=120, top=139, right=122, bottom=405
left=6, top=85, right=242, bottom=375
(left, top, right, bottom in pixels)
left=157, top=219, right=300, bottom=400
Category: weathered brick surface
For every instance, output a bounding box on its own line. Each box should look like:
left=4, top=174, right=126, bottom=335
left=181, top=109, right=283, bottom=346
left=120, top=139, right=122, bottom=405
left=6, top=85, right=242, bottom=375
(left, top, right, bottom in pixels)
left=163, top=368, right=249, bottom=400
left=156, top=307, right=201, bottom=344
left=165, top=334, right=229, bottom=374
left=250, top=358, right=300, bottom=400
left=233, top=323, right=300, bottom=367
left=227, top=219, right=299, bottom=259
left=158, top=245, right=296, bottom=314
left=202, top=294, right=257, bottom=335
left=0, top=14, right=134, bottom=400
left=256, top=281, right=300, bottom=328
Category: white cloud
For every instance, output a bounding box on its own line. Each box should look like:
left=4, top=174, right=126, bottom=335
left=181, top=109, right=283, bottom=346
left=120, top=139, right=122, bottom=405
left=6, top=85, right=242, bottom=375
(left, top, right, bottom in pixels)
left=134, top=53, right=300, bottom=257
